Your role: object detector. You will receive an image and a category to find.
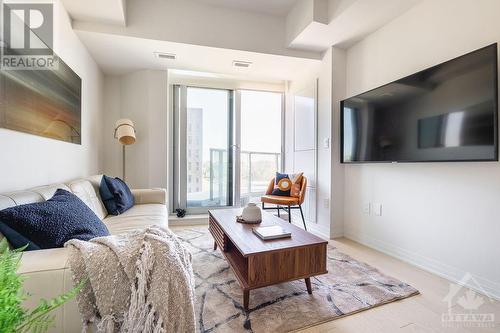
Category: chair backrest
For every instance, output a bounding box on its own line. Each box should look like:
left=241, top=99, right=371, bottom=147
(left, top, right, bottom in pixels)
left=265, top=178, right=275, bottom=195
left=265, top=175, right=308, bottom=205
left=298, top=176, right=307, bottom=205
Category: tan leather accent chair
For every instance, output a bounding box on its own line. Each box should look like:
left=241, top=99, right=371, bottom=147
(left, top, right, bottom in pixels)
left=260, top=176, right=308, bottom=230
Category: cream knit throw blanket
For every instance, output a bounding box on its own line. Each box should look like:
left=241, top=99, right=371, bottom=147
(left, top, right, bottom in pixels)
left=65, top=226, right=196, bottom=333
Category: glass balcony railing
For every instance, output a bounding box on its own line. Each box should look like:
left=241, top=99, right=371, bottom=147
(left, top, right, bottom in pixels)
left=208, top=148, right=281, bottom=206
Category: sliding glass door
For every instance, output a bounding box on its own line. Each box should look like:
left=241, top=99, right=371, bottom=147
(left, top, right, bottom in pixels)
left=174, top=86, right=233, bottom=213
left=173, top=85, right=283, bottom=214
left=238, top=90, right=283, bottom=206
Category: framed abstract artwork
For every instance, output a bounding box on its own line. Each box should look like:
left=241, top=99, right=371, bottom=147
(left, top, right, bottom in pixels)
left=0, top=57, right=82, bottom=144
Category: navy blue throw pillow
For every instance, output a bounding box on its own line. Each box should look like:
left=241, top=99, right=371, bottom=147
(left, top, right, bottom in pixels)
left=99, top=175, right=134, bottom=215
left=0, top=189, right=109, bottom=251
left=0, top=223, right=40, bottom=251
left=271, top=172, right=292, bottom=196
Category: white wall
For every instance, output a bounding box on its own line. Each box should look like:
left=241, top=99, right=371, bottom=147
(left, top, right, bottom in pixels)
left=0, top=0, right=104, bottom=192
left=344, top=0, right=500, bottom=298
left=103, top=70, right=168, bottom=190
left=285, top=48, right=333, bottom=239
left=285, top=46, right=346, bottom=240
left=331, top=48, right=346, bottom=238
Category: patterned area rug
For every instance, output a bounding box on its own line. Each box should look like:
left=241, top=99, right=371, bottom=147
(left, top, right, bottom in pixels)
left=175, top=227, right=419, bottom=333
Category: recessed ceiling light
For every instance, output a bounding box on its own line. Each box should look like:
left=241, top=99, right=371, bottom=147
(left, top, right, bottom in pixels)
left=154, top=52, right=176, bottom=60
left=233, top=60, right=252, bottom=68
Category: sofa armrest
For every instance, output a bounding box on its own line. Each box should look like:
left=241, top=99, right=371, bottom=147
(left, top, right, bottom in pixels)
left=19, top=247, right=69, bottom=274
left=131, top=188, right=167, bottom=205
left=18, top=248, right=82, bottom=332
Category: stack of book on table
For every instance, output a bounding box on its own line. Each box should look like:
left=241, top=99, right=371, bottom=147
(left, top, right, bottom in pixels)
left=252, top=225, right=291, bottom=240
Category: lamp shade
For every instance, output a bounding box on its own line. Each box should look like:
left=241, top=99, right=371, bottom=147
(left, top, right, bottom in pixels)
left=114, top=118, right=136, bottom=145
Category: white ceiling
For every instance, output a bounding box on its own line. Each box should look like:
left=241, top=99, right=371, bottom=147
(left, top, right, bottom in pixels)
left=61, top=0, right=126, bottom=25
left=76, top=30, right=321, bottom=81
left=188, top=0, right=299, bottom=16
left=67, top=0, right=422, bottom=79
left=289, top=0, right=422, bottom=50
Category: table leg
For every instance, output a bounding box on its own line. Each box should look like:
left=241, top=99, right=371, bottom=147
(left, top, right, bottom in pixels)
left=213, top=241, right=217, bottom=251
left=243, top=290, right=250, bottom=310
left=305, top=278, right=312, bottom=294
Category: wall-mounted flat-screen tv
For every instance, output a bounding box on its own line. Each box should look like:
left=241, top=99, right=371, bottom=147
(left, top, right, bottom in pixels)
left=341, top=44, right=498, bottom=163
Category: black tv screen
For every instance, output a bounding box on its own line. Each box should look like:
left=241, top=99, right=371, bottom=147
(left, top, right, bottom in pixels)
left=341, top=44, right=498, bottom=163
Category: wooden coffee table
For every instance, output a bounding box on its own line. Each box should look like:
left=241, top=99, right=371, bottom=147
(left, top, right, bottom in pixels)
left=208, top=208, right=328, bottom=310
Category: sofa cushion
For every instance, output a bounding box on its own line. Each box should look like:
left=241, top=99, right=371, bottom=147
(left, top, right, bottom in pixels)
left=31, top=184, right=71, bottom=200
left=103, top=204, right=167, bottom=234
left=67, top=179, right=107, bottom=220
left=100, top=176, right=134, bottom=215
left=0, top=194, right=16, bottom=210
left=6, top=191, right=45, bottom=206
left=0, top=189, right=110, bottom=250
left=18, top=247, right=70, bottom=273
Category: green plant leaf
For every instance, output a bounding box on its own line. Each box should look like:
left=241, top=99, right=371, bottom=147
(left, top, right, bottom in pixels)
left=0, top=242, right=27, bottom=333
left=17, top=278, right=88, bottom=333
left=0, top=239, right=9, bottom=254
left=0, top=242, right=87, bottom=333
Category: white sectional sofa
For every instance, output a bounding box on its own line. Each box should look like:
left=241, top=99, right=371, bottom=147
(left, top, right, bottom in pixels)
left=0, top=175, right=168, bottom=332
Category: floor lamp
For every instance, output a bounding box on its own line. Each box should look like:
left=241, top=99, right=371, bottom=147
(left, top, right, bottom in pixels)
left=114, top=119, right=136, bottom=180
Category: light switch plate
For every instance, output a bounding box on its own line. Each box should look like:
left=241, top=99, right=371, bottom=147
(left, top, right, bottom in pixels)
left=323, top=198, right=329, bottom=209
left=323, top=137, right=330, bottom=149
left=374, top=203, right=382, bottom=216
left=363, top=203, right=370, bottom=215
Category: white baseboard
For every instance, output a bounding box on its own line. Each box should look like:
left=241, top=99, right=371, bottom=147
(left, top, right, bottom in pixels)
left=304, top=222, right=330, bottom=240
left=344, top=230, right=500, bottom=301
left=169, top=214, right=208, bottom=226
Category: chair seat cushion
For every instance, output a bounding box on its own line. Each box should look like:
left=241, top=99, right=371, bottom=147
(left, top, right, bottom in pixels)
left=261, top=195, right=299, bottom=206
